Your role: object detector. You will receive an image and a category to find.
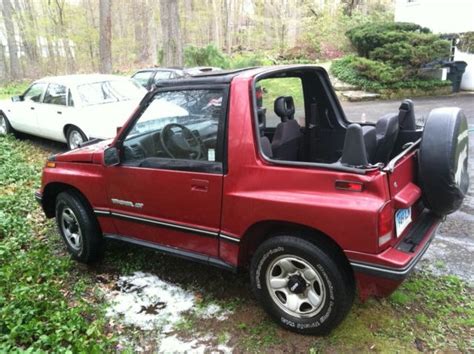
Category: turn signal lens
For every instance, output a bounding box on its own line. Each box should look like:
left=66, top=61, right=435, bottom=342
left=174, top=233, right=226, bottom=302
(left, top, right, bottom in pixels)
left=378, top=202, right=393, bottom=247
left=335, top=180, right=364, bottom=192
left=45, top=161, right=56, bottom=168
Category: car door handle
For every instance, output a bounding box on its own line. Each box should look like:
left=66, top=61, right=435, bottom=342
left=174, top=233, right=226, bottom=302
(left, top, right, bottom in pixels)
left=191, top=179, right=209, bottom=192
left=30, top=107, right=35, bottom=110
left=57, top=111, right=62, bottom=115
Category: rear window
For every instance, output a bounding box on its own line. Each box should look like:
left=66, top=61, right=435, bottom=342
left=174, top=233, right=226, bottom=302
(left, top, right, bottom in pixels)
left=257, top=77, right=305, bottom=127
left=77, top=80, right=144, bottom=106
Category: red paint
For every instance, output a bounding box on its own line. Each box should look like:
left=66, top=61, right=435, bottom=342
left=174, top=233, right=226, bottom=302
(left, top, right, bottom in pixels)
left=38, top=66, right=440, bottom=301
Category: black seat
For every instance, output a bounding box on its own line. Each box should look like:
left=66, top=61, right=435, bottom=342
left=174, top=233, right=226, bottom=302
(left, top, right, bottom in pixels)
left=271, top=96, right=302, bottom=160
left=340, top=124, right=376, bottom=166
left=398, top=99, right=417, bottom=130
left=257, top=107, right=273, bottom=158
left=373, top=114, right=399, bottom=164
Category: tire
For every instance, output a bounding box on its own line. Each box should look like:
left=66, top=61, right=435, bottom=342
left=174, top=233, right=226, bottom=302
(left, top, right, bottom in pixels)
left=55, top=191, right=104, bottom=263
left=0, top=112, right=16, bottom=136
left=419, top=107, right=469, bottom=216
left=250, top=235, right=354, bottom=335
left=66, top=126, right=87, bottom=150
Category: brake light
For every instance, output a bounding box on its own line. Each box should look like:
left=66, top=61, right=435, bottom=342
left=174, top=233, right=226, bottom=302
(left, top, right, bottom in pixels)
left=335, top=180, right=364, bottom=192
left=378, top=202, right=393, bottom=247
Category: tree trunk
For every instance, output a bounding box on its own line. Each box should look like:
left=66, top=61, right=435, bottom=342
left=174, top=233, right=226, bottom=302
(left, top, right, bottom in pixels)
left=159, top=0, right=182, bottom=66
left=99, top=0, right=112, bottom=73
left=224, top=0, right=234, bottom=54
left=2, top=0, right=21, bottom=80
left=0, top=44, right=8, bottom=82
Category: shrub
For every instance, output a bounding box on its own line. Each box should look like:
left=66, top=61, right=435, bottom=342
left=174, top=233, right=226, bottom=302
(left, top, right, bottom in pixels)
left=228, top=53, right=272, bottom=68
left=346, top=22, right=431, bottom=57
left=331, top=55, right=450, bottom=91
left=184, top=44, right=230, bottom=68
left=457, top=32, right=474, bottom=53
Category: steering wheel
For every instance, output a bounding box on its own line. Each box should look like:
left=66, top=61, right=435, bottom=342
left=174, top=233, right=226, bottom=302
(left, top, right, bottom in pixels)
left=160, top=123, right=204, bottom=160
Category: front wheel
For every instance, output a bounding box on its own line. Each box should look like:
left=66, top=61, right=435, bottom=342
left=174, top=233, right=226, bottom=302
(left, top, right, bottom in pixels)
left=55, top=191, right=104, bottom=263
left=0, top=112, right=16, bottom=136
left=250, top=236, right=354, bottom=335
left=66, top=126, right=87, bottom=150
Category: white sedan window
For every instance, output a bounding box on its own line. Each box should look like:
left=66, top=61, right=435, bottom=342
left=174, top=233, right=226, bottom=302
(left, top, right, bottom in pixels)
left=77, top=80, right=144, bottom=106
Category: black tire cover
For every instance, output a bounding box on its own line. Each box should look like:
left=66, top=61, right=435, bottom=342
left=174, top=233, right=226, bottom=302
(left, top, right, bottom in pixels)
left=419, top=107, right=469, bottom=216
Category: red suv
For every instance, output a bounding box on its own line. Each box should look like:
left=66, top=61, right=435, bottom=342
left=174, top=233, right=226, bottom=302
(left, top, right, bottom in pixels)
left=36, top=66, right=469, bottom=334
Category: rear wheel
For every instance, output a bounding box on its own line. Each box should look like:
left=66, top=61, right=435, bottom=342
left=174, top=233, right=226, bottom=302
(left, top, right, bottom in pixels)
left=55, top=191, right=104, bottom=263
left=0, top=112, right=15, bottom=136
left=250, top=235, right=354, bottom=335
left=66, top=126, right=87, bottom=150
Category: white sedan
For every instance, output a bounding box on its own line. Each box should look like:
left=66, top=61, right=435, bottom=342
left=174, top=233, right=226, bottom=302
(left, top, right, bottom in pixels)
left=0, top=74, right=147, bottom=149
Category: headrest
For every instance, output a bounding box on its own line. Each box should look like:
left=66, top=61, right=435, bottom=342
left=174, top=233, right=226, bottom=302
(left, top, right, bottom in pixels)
left=398, top=99, right=416, bottom=130
left=274, top=96, right=295, bottom=122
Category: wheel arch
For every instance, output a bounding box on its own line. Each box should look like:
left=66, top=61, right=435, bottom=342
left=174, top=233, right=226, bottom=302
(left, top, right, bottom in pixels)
left=42, top=182, right=93, bottom=218
left=63, top=124, right=87, bottom=140
left=237, top=220, right=353, bottom=281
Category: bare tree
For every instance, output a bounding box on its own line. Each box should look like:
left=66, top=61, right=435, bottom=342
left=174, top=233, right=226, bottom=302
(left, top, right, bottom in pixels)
left=99, top=0, right=112, bottom=73
left=2, top=0, right=21, bottom=80
left=159, top=0, right=182, bottom=66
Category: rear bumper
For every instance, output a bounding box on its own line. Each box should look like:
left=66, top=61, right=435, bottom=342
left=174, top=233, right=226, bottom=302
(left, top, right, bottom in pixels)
left=347, top=211, right=441, bottom=298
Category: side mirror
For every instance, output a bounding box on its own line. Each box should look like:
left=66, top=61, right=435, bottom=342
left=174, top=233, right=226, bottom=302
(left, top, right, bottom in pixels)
left=104, top=146, right=120, bottom=166
left=11, top=95, right=23, bottom=102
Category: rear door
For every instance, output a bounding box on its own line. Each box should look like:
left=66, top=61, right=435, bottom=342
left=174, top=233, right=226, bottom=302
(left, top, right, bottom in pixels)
left=104, top=87, right=228, bottom=257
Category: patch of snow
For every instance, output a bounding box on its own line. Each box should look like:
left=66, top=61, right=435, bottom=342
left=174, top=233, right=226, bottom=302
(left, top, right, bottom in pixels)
left=105, top=271, right=195, bottom=330
left=104, top=272, right=235, bottom=352
left=158, top=335, right=233, bottom=354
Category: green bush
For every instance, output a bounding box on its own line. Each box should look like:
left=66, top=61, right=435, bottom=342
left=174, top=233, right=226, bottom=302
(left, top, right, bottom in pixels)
left=331, top=21, right=451, bottom=91
left=457, top=31, right=474, bottom=53
left=346, top=22, right=431, bottom=57
left=331, top=55, right=450, bottom=91
left=184, top=44, right=230, bottom=68
left=229, top=53, right=272, bottom=68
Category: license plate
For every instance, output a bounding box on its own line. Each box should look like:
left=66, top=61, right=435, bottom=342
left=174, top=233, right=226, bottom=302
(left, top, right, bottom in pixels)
left=395, top=208, right=412, bottom=237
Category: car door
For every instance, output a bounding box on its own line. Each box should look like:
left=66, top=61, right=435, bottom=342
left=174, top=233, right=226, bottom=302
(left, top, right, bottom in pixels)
left=36, top=83, right=71, bottom=141
left=104, top=87, right=227, bottom=258
left=7, top=82, right=47, bottom=134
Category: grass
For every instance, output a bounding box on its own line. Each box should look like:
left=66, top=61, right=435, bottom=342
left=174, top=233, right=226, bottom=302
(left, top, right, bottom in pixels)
left=0, top=133, right=472, bottom=352
left=0, top=82, right=29, bottom=100
left=0, top=135, right=115, bottom=352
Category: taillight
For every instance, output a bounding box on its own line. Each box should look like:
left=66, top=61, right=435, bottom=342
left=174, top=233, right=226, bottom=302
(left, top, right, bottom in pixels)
left=378, top=202, right=393, bottom=247
left=335, top=180, right=364, bottom=192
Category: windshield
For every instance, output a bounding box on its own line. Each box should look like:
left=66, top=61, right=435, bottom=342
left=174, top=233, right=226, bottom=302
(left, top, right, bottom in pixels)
left=77, top=80, right=144, bottom=106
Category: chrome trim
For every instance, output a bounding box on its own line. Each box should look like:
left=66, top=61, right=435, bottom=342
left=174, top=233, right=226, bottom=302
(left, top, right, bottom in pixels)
left=34, top=191, right=42, bottom=203
left=383, top=138, right=421, bottom=173
left=110, top=211, right=219, bottom=237
left=219, top=233, right=241, bottom=243
left=94, top=209, right=111, bottom=216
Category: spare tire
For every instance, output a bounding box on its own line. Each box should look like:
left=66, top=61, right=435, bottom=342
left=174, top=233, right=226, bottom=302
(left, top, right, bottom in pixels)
left=419, top=107, right=469, bottom=216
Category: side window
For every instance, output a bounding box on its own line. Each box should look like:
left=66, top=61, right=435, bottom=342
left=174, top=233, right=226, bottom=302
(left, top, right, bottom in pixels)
left=153, top=71, right=172, bottom=83
left=257, top=77, right=305, bottom=128
left=43, top=84, right=67, bottom=106
left=132, top=71, right=153, bottom=87
left=23, top=83, right=47, bottom=103
left=123, top=89, right=225, bottom=167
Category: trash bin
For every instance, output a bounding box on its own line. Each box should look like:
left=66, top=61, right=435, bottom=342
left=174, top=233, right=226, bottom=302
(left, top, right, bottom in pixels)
left=443, top=61, right=468, bottom=92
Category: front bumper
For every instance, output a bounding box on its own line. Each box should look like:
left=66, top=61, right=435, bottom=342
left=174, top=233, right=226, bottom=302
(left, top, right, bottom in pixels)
left=348, top=211, right=441, bottom=299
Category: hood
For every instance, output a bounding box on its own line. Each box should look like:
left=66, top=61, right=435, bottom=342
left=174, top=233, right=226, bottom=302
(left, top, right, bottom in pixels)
left=80, top=99, right=141, bottom=139
left=54, top=139, right=112, bottom=163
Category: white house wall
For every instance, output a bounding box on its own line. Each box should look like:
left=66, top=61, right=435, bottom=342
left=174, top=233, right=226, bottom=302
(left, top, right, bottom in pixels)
left=395, top=0, right=474, bottom=34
